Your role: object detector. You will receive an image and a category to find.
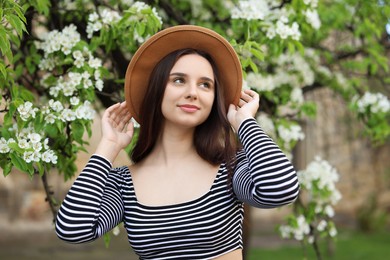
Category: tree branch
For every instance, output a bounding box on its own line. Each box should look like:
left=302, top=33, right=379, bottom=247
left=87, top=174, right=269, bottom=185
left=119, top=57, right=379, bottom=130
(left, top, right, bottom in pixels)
left=302, top=81, right=325, bottom=94
left=154, top=0, right=188, bottom=25
left=310, top=224, right=323, bottom=260
left=41, top=169, right=58, bottom=223
left=270, top=0, right=292, bottom=10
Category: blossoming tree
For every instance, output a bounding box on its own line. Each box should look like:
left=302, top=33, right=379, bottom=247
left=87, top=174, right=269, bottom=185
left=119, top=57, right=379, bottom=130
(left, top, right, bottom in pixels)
left=1, top=0, right=389, bottom=259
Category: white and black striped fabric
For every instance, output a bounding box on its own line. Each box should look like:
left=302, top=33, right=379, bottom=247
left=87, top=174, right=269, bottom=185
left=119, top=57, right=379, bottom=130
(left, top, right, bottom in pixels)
left=55, top=118, right=299, bottom=259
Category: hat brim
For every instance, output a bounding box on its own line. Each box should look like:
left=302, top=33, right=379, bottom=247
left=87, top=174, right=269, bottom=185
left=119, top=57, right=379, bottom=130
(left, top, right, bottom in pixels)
left=124, top=25, right=242, bottom=123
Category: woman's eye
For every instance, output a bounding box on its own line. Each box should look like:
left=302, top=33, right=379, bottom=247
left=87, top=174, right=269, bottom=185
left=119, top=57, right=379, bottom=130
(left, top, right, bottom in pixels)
left=200, top=82, right=211, bottom=88
left=173, top=78, right=184, bottom=84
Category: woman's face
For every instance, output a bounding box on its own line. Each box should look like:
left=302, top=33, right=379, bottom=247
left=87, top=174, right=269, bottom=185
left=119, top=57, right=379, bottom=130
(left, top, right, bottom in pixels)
left=161, top=54, right=215, bottom=129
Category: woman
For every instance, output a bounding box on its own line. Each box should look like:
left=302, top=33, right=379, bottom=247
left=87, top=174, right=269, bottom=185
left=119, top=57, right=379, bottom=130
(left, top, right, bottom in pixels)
left=55, top=25, right=300, bottom=259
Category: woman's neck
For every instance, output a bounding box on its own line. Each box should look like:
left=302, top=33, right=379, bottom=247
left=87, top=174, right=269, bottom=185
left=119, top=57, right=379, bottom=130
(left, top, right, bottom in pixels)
left=147, top=124, right=198, bottom=167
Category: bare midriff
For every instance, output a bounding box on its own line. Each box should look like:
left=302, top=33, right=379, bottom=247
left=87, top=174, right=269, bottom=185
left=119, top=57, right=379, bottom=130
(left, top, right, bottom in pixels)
left=214, top=249, right=243, bottom=260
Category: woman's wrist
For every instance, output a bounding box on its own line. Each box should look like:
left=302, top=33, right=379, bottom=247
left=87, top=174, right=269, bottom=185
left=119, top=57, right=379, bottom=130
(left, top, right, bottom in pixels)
left=95, top=139, right=122, bottom=163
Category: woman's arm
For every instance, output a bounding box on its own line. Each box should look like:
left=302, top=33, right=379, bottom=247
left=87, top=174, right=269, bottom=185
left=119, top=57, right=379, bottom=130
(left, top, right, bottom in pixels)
left=227, top=90, right=299, bottom=208
left=55, top=155, right=125, bottom=242
left=232, top=118, right=300, bottom=208
left=56, top=102, right=134, bottom=242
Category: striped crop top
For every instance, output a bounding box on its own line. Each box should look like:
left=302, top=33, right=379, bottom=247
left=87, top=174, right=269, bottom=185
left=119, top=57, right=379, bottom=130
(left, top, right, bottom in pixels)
left=55, top=118, right=300, bottom=259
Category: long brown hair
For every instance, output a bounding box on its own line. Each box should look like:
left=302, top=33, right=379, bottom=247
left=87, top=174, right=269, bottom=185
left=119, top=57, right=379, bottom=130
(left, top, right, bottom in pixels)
left=131, top=48, right=239, bottom=172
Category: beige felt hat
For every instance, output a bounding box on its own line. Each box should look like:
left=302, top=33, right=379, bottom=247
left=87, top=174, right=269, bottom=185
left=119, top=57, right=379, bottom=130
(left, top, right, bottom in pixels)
left=124, top=25, right=242, bottom=123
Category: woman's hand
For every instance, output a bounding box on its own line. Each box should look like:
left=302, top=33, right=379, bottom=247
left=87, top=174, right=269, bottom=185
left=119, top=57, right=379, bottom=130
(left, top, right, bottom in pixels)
left=95, top=101, right=134, bottom=162
left=227, top=89, right=260, bottom=132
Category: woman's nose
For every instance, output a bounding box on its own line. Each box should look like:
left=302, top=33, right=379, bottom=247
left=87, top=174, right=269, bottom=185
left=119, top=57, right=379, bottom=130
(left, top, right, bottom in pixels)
left=185, top=82, right=198, bottom=100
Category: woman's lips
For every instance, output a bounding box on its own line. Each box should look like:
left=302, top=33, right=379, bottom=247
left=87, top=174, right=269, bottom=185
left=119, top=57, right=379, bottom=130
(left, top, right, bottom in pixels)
left=178, top=104, right=200, bottom=113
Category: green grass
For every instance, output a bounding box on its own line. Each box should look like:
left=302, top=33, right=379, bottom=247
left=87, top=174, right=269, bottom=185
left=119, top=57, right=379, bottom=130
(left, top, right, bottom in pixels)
left=248, top=229, right=390, bottom=260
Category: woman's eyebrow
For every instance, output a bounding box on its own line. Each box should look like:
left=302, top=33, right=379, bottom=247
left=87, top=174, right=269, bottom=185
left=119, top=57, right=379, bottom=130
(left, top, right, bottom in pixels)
left=170, top=72, right=214, bottom=84
left=169, top=72, right=186, bottom=77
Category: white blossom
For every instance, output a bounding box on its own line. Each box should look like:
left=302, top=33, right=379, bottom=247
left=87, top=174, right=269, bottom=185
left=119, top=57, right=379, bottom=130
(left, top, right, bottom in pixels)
left=279, top=225, right=292, bottom=239
left=86, top=20, right=102, bottom=38
left=62, top=83, right=76, bottom=96
left=18, top=139, right=30, bottom=149
left=82, top=71, right=90, bottom=79
left=277, top=124, right=305, bottom=143
left=68, top=72, right=83, bottom=86
left=88, top=57, right=102, bottom=69
left=83, top=78, right=93, bottom=89
left=94, top=70, right=101, bottom=80
left=231, top=0, right=270, bottom=20
left=329, top=226, right=337, bottom=237
left=49, top=86, right=61, bottom=97
left=101, top=8, right=121, bottom=24
left=297, top=157, right=342, bottom=205
left=86, top=8, right=123, bottom=38
left=88, top=12, right=99, bottom=23
left=32, top=142, right=43, bottom=152
left=317, top=220, right=327, bottom=231
left=132, top=0, right=162, bottom=25
left=291, top=88, right=304, bottom=104
left=60, top=109, right=76, bottom=122
left=294, top=215, right=311, bottom=240
left=74, top=57, right=84, bottom=68
left=28, top=133, right=41, bottom=144
left=49, top=100, right=64, bottom=112
left=112, top=226, right=120, bottom=236
left=324, top=205, right=335, bottom=217
left=23, top=151, right=34, bottom=163
left=37, top=24, right=80, bottom=55
left=45, top=114, right=56, bottom=124
left=0, top=137, right=10, bottom=153
left=72, top=50, right=83, bottom=60
left=305, top=9, right=321, bottom=29
left=275, top=19, right=301, bottom=40
left=41, top=150, right=58, bottom=164
left=39, top=57, right=57, bottom=70
left=70, top=97, right=80, bottom=106
left=95, top=79, right=104, bottom=91
left=356, top=92, right=390, bottom=114
left=43, top=138, right=49, bottom=150
left=32, top=150, right=41, bottom=162
left=246, top=73, right=277, bottom=92
left=17, top=102, right=38, bottom=121
left=303, top=0, right=318, bottom=8
left=256, top=113, right=275, bottom=136
left=266, top=27, right=276, bottom=39
left=75, top=101, right=96, bottom=120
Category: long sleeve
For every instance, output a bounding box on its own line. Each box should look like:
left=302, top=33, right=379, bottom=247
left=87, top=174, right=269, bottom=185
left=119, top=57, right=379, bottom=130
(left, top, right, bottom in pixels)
left=233, top=118, right=300, bottom=208
left=55, top=155, right=125, bottom=243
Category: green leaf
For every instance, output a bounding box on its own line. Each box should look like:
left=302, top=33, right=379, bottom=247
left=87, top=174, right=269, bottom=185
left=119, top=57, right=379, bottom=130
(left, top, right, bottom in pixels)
left=7, top=142, right=24, bottom=153
left=33, top=0, right=51, bottom=15
left=0, top=158, right=13, bottom=177
left=0, top=28, right=10, bottom=54
left=71, top=121, right=85, bottom=143
left=45, top=124, right=58, bottom=137
left=250, top=48, right=264, bottom=61
left=5, top=14, right=26, bottom=37
left=0, top=63, right=6, bottom=79
left=103, top=233, right=112, bottom=248
left=37, top=162, right=45, bottom=176
left=3, top=111, right=13, bottom=126
left=9, top=152, right=28, bottom=172
left=2, top=162, right=12, bottom=176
